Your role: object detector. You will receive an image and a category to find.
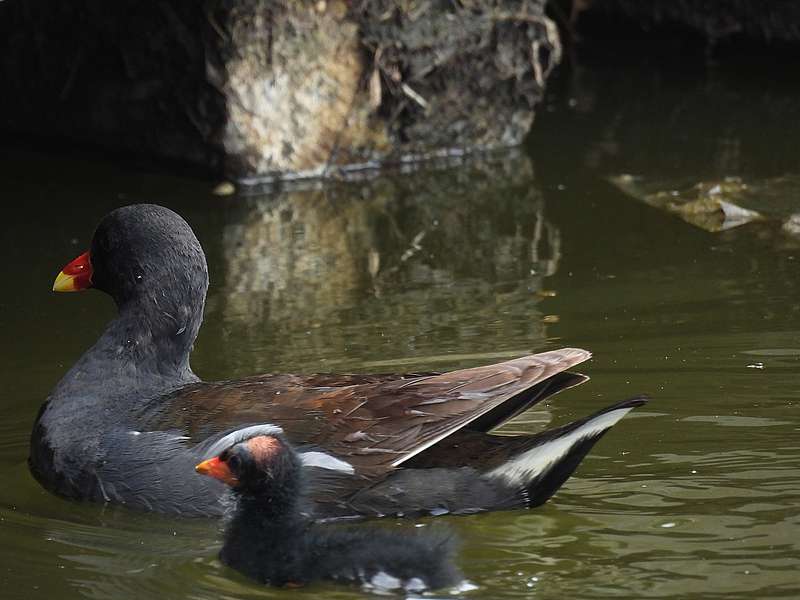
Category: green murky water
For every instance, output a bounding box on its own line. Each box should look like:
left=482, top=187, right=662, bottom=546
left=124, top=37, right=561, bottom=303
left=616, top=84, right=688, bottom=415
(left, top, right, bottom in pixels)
left=1, top=59, right=800, bottom=599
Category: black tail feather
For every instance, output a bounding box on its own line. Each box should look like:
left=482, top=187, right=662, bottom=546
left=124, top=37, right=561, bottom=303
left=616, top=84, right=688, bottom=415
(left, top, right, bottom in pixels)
left=484, top=395, right=650, bottom=508
left=465, top=371, right=589, bottom=433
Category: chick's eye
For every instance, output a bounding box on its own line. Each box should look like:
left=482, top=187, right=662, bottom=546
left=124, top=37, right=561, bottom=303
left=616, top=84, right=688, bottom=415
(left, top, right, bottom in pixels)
left=226, top=454, right=241, bottom=472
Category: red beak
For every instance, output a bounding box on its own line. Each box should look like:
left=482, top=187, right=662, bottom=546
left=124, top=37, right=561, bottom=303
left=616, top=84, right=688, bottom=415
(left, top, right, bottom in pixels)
left=53, top=251, right=93, bottom=292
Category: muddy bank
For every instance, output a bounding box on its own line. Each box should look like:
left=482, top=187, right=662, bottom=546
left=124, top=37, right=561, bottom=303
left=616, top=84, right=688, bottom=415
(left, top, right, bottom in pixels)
left=0, top=0, right=558, bottom=180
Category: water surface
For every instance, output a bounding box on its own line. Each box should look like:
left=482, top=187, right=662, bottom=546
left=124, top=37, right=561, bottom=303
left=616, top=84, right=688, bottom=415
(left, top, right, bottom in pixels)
left=1, top=58, right=799, bottom=599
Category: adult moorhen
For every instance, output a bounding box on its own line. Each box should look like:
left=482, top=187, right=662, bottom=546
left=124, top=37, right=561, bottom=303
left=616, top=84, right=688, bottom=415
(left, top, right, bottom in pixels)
left=195, top=427, right=463, bottom=591
left=30, top=204, right=648, bottom=517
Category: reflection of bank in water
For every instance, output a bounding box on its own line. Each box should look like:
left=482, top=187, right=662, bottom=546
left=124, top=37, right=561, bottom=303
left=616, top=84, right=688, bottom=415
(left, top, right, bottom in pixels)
left=207, top=153, right=563, bottom=374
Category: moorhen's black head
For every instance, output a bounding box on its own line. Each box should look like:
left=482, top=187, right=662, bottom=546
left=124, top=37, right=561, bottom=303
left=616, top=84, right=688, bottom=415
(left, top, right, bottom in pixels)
left=53, top=203, right=209, bottom=313
left=52, top=204, right=209, bottom=361
left=195, top=430, right=303, bottom=507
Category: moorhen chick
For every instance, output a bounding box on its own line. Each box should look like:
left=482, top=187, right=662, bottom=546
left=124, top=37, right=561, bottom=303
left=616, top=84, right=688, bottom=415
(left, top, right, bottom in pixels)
left=195, top=427, right=463, bottom=591
left=30, top=204, right=648, bottom=517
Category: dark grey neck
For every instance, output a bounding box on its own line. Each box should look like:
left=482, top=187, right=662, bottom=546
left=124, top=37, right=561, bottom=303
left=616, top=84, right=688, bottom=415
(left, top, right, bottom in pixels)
left=50, top=296, right=204, bottom=407
left=111, top=298, right=203, bottom=378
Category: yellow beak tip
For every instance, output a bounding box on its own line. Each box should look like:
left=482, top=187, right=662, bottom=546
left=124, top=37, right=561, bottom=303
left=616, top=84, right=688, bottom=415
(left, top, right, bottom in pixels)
left=52, top=271, right=77, bottom=292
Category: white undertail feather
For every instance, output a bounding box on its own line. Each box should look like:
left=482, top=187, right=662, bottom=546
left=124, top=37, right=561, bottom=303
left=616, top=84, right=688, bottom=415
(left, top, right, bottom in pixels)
left=486, top=407, right=635, bottom=486
left=299, top=451, right=355, bottom=474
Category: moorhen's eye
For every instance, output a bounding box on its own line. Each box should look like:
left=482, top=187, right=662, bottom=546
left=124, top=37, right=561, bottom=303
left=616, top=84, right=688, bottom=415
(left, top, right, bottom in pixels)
left=227, top=454, right=241, bottom=472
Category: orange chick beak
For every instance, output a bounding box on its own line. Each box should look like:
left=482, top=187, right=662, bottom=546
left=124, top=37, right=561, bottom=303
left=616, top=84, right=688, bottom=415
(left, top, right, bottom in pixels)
left=195, top=456, right=239, bottom=487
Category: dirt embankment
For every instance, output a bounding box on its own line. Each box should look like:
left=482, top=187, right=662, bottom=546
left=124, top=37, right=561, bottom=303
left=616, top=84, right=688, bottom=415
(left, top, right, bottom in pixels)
left=0, top=0, right=558, bottom=180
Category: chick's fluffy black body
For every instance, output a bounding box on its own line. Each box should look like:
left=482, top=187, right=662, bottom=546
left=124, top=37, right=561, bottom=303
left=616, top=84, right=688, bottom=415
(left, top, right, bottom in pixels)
left=222, top=505, right=459, bottom=588
left=215, top=433, right=461, bottom=590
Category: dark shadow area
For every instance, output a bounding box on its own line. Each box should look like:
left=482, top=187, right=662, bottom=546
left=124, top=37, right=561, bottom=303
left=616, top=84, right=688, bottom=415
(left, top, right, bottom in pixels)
left=529, top=50, right=800, bottom=181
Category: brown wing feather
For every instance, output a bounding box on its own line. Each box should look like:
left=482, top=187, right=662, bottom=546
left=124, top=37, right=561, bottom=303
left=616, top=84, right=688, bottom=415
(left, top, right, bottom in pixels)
left=149, top=373, right=436, bottom=441
left=145, top=349, right=591, bottom=476
left=312, top=348, right=592, bottom=470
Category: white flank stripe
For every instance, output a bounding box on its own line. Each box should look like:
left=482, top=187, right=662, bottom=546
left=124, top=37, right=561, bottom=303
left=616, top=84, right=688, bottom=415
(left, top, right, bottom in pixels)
left=487, top=407, right=634, bottom=485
